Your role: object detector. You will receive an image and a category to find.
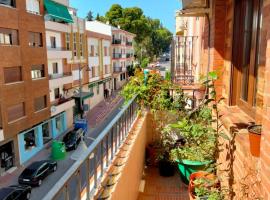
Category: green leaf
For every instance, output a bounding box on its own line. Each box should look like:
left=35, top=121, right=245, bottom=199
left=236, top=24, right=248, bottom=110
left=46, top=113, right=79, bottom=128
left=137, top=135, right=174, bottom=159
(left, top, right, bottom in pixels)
left=209, top=71, right=218, bottom=80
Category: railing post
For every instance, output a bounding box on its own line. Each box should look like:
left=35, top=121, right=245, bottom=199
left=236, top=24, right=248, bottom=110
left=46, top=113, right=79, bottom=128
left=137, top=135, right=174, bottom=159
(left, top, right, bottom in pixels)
left=100, top=140, right=104, bottom=177
left=86, top=158, right=90, bottom=200
left=110, top=128, right=114, bottom=160
left=77, top=170, right=82, bottom=200
left=93, top=148, right=98, bottom=189
left=106, top=135, right=109, bottom=167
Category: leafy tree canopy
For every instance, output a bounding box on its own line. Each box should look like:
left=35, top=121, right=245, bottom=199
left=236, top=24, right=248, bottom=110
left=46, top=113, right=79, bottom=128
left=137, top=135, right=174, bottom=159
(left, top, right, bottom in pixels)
left=93, top=4, right=173, bottom=61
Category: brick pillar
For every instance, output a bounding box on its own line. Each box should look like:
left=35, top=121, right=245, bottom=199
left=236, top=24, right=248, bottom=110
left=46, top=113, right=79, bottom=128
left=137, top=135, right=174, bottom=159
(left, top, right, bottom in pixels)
left=210, top=0, right=227, bottom=98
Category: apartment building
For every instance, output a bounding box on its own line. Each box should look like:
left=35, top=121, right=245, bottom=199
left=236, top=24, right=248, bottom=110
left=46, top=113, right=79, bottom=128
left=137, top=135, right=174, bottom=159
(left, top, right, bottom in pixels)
left=65, top=8, right=90, bottom=118
left=86, top=21, right=113, bottom=109
left=112, top=27, right=135, bottom=90
left=44, top=0, right=75, bottom=149
left=0, top=0, right=50, bottom=172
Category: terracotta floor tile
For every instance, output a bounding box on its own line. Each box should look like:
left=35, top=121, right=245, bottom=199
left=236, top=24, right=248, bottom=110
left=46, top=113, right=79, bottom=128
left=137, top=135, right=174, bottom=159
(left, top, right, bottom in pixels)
left=138, top=167, right=189, bottom=200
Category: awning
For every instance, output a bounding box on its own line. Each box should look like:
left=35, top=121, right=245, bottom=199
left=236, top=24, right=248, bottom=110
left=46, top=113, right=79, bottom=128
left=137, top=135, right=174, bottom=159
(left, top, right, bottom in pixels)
left=88, top=78, right=112, bottom=88
left=73, top=92, right=94, bottom=100
left=44, top=0, right=73, bottom=23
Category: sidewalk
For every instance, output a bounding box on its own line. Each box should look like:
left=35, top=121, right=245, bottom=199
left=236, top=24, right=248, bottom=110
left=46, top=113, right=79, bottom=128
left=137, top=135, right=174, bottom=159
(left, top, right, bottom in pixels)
left=87, top=91, right=123, bottom=128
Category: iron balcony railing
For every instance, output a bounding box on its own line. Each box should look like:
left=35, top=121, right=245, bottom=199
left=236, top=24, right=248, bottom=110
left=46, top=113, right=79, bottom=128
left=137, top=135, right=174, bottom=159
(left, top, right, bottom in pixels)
left=113, top=53, right=122, bottom=59
left=112, top=39, right=122, bottom=45
left=42, top=96, right=138, bottom=200
left=126, top=41, right=132, bottom=46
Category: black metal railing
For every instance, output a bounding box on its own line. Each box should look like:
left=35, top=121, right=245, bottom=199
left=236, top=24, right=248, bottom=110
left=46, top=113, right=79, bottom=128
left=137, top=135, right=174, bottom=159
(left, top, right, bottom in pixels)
left=42, top=96, right=138, bottom=200
left=113, top=53, right=122, bottom=59
left=112, top=39, right=121, bottom=45
left=173, top=36, right=198, bottom=85
left=126, top=41, right=132, bottom=46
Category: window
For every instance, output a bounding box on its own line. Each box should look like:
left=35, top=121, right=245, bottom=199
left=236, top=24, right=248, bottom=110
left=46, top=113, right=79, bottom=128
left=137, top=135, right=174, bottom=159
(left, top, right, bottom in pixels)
left=24, top=130, right=36, bottom=150
left=4, top=66, right=22, bottom=84
left=26, top=0, right=40, bottom=15
left=52, top=62, right=58, bottom=74
left=91, top=66, right=95, bottom=78
left=97, top=85, right=99, bottom=95
left=34, top=95, right=47, bottom=112
left=79, top=34, right=83, bottom=57
left=50, top=36, right=56, bottom=48
left=66, top=33, right=70, bottom=50
left=0, top=28, right=18, bottom=45
left=104, top=46, right=108, bottom=56
left=0, top=0, right=15, bottom=7
left=90, top=45, right=94, bottom=56
left=55, top=116, right=62, bottom=133
left=29, top=32, right=42, bottom=47
left=73, top=33, right=77, bottom=57
left=31, top=65, right=45, bottom=79
left=54, top=88, right=60, bottom=99
left=7, top=102, right=25, bottom=122
left=231, top=0, right=262, bottom=115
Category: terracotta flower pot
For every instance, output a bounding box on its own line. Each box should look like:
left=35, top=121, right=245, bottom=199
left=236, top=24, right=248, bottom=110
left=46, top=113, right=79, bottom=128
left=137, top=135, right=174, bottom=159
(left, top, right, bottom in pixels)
left=248, top=125, right=262, bottom=157
left=188, top=171, right=216, bottom=200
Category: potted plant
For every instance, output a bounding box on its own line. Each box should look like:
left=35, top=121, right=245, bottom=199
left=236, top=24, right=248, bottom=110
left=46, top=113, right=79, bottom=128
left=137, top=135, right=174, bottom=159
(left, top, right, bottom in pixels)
left=247, top=125, right=262, bottom=157
left=156, top=126, right=178, bottom=177
left=189, top=172, right=222, bottom=200
left=169, top=116, right=215, bottom=184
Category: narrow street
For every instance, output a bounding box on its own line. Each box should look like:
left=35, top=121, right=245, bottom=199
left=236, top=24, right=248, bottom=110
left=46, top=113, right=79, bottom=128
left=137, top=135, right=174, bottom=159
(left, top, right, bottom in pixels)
left=30, top=98, right=124, bottom=200
left=0, top=95, right=124, bottom=200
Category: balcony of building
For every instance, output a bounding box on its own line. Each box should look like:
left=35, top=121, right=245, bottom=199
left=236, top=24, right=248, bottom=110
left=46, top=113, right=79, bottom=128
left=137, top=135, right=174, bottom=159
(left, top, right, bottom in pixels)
left=47, top=47, right=72, bottom=60
left=113, top=53, right=122, bottom=59
left=126, top=41, right=133, bottom=46
left=113, top=66, right=123, bottom=73
left=49, top=72, right=73, bottom=88
left=45, top=21, right=70, bottom=33
left=112, top=39, right=122, bottom=45
left=126, top=53, right=133, bottom=59
left=50, top=97, right=75, bottom=117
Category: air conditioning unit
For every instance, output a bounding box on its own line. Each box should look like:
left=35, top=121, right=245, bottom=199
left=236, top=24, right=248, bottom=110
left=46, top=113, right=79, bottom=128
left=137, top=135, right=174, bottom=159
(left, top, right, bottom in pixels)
left=181, top=0, right=208, bottom=9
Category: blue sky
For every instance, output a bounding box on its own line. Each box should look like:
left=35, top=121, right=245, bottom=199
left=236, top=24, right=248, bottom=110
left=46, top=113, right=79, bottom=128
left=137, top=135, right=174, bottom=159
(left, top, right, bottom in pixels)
left=70, top=0, right=181, bottom=33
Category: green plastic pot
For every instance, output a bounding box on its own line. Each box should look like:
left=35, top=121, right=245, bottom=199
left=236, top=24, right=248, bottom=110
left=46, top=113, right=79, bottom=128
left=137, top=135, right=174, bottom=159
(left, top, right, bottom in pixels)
left=177, top=160, right=212, bottom=184
left=51, top=140, right=66, bottom=160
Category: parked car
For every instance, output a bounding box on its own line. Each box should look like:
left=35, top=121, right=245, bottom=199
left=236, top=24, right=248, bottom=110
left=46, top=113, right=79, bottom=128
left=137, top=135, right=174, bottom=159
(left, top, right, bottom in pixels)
left=18, top=160, right=57, bottom=187
left=0, top=185, right=31, bottom=200
left=62, top=128, right=84, bottom=151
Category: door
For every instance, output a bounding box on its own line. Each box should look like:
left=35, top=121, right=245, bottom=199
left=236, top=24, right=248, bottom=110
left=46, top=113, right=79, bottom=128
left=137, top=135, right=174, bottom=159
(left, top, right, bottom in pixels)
left=0, top=141, right=14, bottom=172
left=114, top=78, right=117, bottom=90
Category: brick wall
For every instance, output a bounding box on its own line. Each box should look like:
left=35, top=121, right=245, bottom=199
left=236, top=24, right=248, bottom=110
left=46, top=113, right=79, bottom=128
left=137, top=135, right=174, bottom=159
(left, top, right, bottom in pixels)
left=196, top=0, right=270, bottom=199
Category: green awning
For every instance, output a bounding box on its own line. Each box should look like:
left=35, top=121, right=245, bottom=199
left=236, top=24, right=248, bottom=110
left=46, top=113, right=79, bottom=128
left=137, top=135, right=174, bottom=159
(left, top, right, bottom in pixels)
left=44, top=0, right=73, bottom=23
left=73, top=92, right=94, bottom=100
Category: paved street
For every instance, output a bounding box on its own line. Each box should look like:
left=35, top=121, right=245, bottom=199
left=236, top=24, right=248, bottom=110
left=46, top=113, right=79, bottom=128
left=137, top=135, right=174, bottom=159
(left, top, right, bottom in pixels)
left=0, top=94, right=124, bottom=200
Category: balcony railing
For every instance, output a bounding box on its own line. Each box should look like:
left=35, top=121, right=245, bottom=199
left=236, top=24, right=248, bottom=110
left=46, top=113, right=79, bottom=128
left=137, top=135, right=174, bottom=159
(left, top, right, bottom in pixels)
left=126, top=53, right=133, bottom=58
left=49, top=72, right=72, bottom=80
left=126, top=41, right=133, bottom=46
left=42, top=96, right=138, bottom=200
left=114, top=66, right=123, bottom=73
left=113, top=53, right=122, bottom=59
left=112, top=39, right=122, bottom=45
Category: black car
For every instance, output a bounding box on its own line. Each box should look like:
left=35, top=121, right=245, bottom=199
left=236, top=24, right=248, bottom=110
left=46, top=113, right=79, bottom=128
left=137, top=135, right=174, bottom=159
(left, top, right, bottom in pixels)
left=0, top=185, right=31, bottom=200
left=62, top=128, right=83, bottom=151
left=18, top=160, right=57, bottom=187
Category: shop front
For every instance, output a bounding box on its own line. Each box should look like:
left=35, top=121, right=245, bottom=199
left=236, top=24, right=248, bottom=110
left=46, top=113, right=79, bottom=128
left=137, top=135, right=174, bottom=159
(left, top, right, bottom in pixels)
left=18, top=112, right=68, bottom=164
left=0, top=141, right=15, bottom=175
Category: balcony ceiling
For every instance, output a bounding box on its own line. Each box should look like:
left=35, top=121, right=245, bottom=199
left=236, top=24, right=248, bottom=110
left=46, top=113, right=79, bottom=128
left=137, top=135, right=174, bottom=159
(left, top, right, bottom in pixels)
left=181, top=0, right=208, bottom=9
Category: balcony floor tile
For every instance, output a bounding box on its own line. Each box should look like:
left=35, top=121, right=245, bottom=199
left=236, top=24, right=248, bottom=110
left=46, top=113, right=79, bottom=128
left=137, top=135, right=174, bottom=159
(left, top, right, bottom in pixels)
left=138, top=167, right=189, bottom=200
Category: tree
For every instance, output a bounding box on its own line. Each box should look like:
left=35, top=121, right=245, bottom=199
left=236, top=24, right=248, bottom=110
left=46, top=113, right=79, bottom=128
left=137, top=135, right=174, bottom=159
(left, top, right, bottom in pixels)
left=96, top=5, right=173, bottom=61
left=86, top=11, right=94, bottom=21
